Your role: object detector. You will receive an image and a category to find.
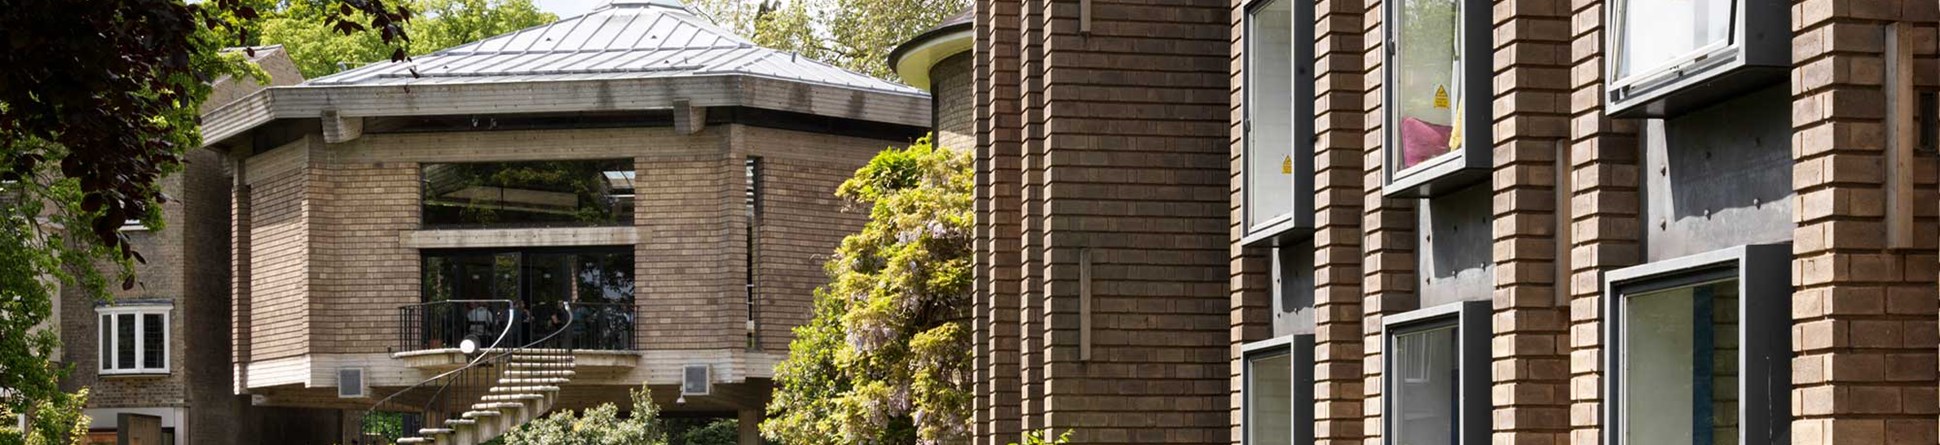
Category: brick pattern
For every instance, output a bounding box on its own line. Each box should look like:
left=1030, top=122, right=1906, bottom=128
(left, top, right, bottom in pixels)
left=1487, top=0, right=1573, bottom=442
left=936, top=52, right=978, bottom=153
left=973, top=0, right=1025, bottom=440
left=742, top=127, right=882, bottom=352
left=246, top=138, right=316, bottom=362
left=1016, top=0, right=1046, bottom=434
left=1313, top=0, right=1368, bottom=442
left=1225, top=0, right=1274, bottom=437
left=1358, top=0, right=1418, bottom=441
left=1562, top=0, right=1640, bottom=441
left=311, top=160, right=418, bottom=354
left=1789, top=3, right=1940, bottom=444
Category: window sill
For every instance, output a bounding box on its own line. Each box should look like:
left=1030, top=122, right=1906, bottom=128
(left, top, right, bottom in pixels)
left=99, top=371, right=171, bottom=378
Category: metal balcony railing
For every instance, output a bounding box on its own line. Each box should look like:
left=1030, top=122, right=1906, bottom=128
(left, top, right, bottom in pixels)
left=400, top=300, right=635, bottom=353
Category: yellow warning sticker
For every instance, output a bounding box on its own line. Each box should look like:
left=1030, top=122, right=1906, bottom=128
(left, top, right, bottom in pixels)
left=1281, top=155, right=1293, bottom=174
left=1434, top=85, right=1450, bottom=109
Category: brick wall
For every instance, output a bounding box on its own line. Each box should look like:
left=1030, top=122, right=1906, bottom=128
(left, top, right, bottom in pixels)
left=973, top=0, right=1026, bottom=440
left=1313, top=0, right=1368, bottom=442
left=741, top=126, right=885, bottom=352
left=1357, top=0, right=1418, bottom=442
left=244, top=137, right=316, bottom=363
left=935, top=52, right=977, bottom=153
left=1563, top=0, right=1641, bottom=441
left=1789, top=3, right=1940, bottom=443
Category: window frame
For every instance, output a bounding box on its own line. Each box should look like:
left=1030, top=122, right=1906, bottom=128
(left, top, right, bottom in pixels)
left=1602, top=0, right=1787, bottom=117
left=418, top=158, right=638, bottom=229
left=1381, top=300, right=1488, bottom=445
left=1240, top=334, right=1315, bottom=445
left=96, top=304, right=171, bottom=376
left=1378, top=0, right=1493, bottom=198
left=1239, top=0, right=1317, bottom=246
left=1601, top=244, right=1790, bottom=445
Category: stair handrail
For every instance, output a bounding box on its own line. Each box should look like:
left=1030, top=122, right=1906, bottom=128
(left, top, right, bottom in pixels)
left=362, top=300, right=581, bottom=443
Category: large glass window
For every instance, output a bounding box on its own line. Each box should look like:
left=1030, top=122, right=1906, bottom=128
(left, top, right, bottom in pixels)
left=1613, top=0, right=1730, bottom=80
left=1605, top=245, right=1789, bottom=445
left=1383, top=0, right=1489, bottom=196
left=422, top=159, right=635, bottom=228
left=1241, top=335, right=1314, bottom=445
left=1605, top=0, right=1786, bottom=116
left=1384, top=301, right=1486, bottom=445
left=97, top=305, right=169, bottom=375
left=421, top=247, right=636, bottom=349
left=1242, top=0, right=1315, bottom=242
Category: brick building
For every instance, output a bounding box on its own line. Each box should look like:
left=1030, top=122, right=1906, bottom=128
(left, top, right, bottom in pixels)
left=47, top=45, right=317, bottom=445
left=947, top=0, right=1940, bottom=444
left=196, top=1, right=927, bottom=443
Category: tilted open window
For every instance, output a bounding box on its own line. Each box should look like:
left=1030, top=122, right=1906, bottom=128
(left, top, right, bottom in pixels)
left=1383, top=301, right=1488, bottom=445
left=1242, top=335, right=1315, bottom=445
left=1381, top=0, right=1492, bottom=197
left=1603, top=244, right=1789, bottom=445
left=1241, top=0, right=1317, bottom=244
left=1604, top=0, right=1786, bottom=117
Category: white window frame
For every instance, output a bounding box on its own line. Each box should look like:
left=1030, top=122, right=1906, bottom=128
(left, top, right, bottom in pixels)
left=1602, top=244, right=1789, bottom=445
left=1239, top=0, right=1317, bottom=246
left=1602, top=0, right=1787, bottom=117
left=1379, top=0, right=1494, bottom=198
left=97, top=304, right=171, bottom=376
left=1240, top=334, right=1314, bottom=445
left=1381, top=300, right=1488, bottom=445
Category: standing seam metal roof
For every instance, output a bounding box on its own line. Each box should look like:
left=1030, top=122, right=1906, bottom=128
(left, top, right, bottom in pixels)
left=306, top=0, right=922, bottom=96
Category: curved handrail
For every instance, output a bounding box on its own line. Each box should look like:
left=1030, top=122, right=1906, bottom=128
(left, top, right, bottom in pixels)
left=362, top=300, right=581, bottom=442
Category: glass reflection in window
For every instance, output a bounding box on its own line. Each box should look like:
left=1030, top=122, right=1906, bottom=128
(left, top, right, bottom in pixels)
left=1246, top=0, right=1295, bottom=231
left=1622, top=279, right=1739, bottom=445
left=1393, top=0, right=1463, bottom=171
left=422, top=159, right=635, bottom=228
left=1614, top=0, right=1731, bottom=80
left=1392, top=323, right=1458, bottom=445
left=1246, top=350, right=1294, bottom=445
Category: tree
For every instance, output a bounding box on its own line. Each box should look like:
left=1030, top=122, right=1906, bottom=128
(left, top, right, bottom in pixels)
left=500, top=386, right=670, bottom=445
left=0, top=1, right=413, bottom=443
left=687, top=0, right=966, bottom=80
left=761, top=136, right=973, bottom=445
left=258, top=0, right=557, bottom=78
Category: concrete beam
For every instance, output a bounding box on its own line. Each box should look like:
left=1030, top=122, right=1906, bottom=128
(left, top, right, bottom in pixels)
left=321, top=110, right=363, bottom=144
left=674, top=99, right=708, bottom=135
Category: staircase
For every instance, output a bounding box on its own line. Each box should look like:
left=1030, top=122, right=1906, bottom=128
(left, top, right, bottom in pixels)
left=367, top=301, right=584, bottom=445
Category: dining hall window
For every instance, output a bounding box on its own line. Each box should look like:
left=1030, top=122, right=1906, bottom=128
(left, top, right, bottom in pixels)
left=421, top=159, right=635, bottom=228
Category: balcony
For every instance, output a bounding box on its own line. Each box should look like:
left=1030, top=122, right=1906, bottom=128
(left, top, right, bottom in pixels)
left=395, top=300, right=639, bottom=369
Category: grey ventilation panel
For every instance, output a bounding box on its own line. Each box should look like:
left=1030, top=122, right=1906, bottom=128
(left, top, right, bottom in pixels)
left=338, top=368, right=367, bottom=398
left=681, top=364, right=711, bottom=396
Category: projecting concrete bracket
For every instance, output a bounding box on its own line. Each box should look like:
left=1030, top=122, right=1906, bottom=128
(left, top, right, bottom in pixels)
left=321, top=109, right=364, bottom=144
left=673, top=99, right=708, bottom=135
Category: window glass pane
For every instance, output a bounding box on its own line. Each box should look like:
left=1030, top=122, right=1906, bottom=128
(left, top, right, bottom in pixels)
left=1392, top=324, right=1458, bottom=444
left=576, top=251, right=636, bottom=305
left=1623, top=279, right=1739, bottom=445
left=142, top=313, right=165, bottom=369
left=1246, top=351, right=1294, bottom=445
left=100, top=315, right=112, bottom=369
left=1393, top=0, right=1463, bottom=171
left=116, top=314, right=136, bottom=370
left=1245, top=0, right=1295, bottom=230
left=422, top=159, right=635, bottom=228
left=1616, top=0, right=1732, bottom=79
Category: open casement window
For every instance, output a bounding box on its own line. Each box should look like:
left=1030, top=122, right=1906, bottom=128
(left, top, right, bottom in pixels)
left=1604, top=0, right=1786, bottom=117
left=1242, top=335, right=1315, bottom=445
left=1381, top=0, right=1491, bottom=198
left=1603, top=244, right=1789, bottom=445
left=1241, top=0, right=1317, bottom=245
left=1383, top=301, right=1488, bottom=445
left=97, top=305, right=170, bottom=375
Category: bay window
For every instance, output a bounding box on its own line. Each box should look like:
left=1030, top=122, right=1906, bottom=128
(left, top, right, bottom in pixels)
left=1383, top=301, right=1487, bottom=445
left=1241, top=0, right=1316, bottom=244
left=1382, top=0, right=1491, bottom=197
left=1604, top=0, right=1786, bottom=117
left=98, top=305, right=170, bottom=375
left=1604, top=244, right=1789, bottom=445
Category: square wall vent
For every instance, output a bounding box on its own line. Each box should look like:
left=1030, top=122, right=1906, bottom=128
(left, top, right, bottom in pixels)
left=682, top=365, right=712, bottom=396
left=338, top=368, right=367, bottom=399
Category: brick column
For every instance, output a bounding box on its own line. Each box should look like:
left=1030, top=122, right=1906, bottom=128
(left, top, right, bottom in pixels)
left=1358, top=0, right=1419, bottom=441
left=1314, top=0, right=1369, bottom=442
left=1790, top=4, right=1939, bottom=444
left=1227, top=0, right=1276, bottom=441
left=1562, top=0, right=1641, bottom=442
left=974, top=0, right=1025, bottom=441
left=229, top=151, right=253, bottom=393
left=1487, top=0, right=1573, bottom=443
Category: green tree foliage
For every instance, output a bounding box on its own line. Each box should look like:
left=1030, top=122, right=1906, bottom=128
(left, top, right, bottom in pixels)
left=0, top=1, right=411, bottom=443
left=259, top=0, right=558, bottom=78
left=667, top=418, right=739, bottom=445
left=761, top=136, right=973, bottom=444
left=500, top=386, right=670, bottom=445
left=687, top=0, right=966, bottom=80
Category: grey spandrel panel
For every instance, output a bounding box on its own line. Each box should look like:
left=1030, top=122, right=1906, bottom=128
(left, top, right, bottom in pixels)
left=1644, top=85, right=1792, bottom=261
left=1419, top=183, right=1493, bottom=307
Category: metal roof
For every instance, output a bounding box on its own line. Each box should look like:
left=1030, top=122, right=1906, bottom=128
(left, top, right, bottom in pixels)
left=306, top=0, right=922, bottom=97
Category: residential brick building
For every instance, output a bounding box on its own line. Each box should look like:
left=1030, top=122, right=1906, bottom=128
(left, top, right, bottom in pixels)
left=196, top=2, right=927, bottom=443
left=948, top=0, right=1940, bottom=444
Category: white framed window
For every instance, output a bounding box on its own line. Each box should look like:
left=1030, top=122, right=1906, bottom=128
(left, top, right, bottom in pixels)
left=1240, top=0, right=1316, bottom=245
left=1241, top=335, right=1314, bottom=445
left=1381, top=0, right=1492, bottom=197
left=97, top=305, right=171, bottom=375
left=1382, top=301, right=1487, bottom=445
left=1604, top=0, right=1786, bottom=117
left=1604, top=244, right=1789, bottom=445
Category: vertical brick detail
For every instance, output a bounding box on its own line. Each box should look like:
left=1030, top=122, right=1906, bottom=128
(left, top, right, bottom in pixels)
left=1016, top=0, right=1048, bottom=435
left=1488, top=0, right=1573, bottom=442
left=975, top=0, right=1026, bottom=440
left=1563, top=0, right=1640, bottom=441
left=1315, top=0, right=1369, bottom=441
left=1789, top=3, right=1940, bottom=444
left=311, top=159, right=418, bottom=354
left=636, top=154, right=743, bottom=351
left=1359, top=0, right=1418, bottom=441
left=1227, top=0, right=1274, bottom=440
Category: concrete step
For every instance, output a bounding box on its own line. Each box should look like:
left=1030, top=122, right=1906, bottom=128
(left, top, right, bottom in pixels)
left=417, top=428, right=454, bottom=436
left=443, top=419, right=477, bottom=427
left=489, top=385, right=560, bottom=393
left=507, top=362, right=576, bottom=369
left=480, top=394, right=547, bottom=402
left=396, top=437, right=432, bottom=444
left=504, top=370, right=576, bottom=378
left=498, top=377, right=571, bottom=385
left=462, top=410, right=504, bottom=419
left=471, top=402, right=528, bottom=411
